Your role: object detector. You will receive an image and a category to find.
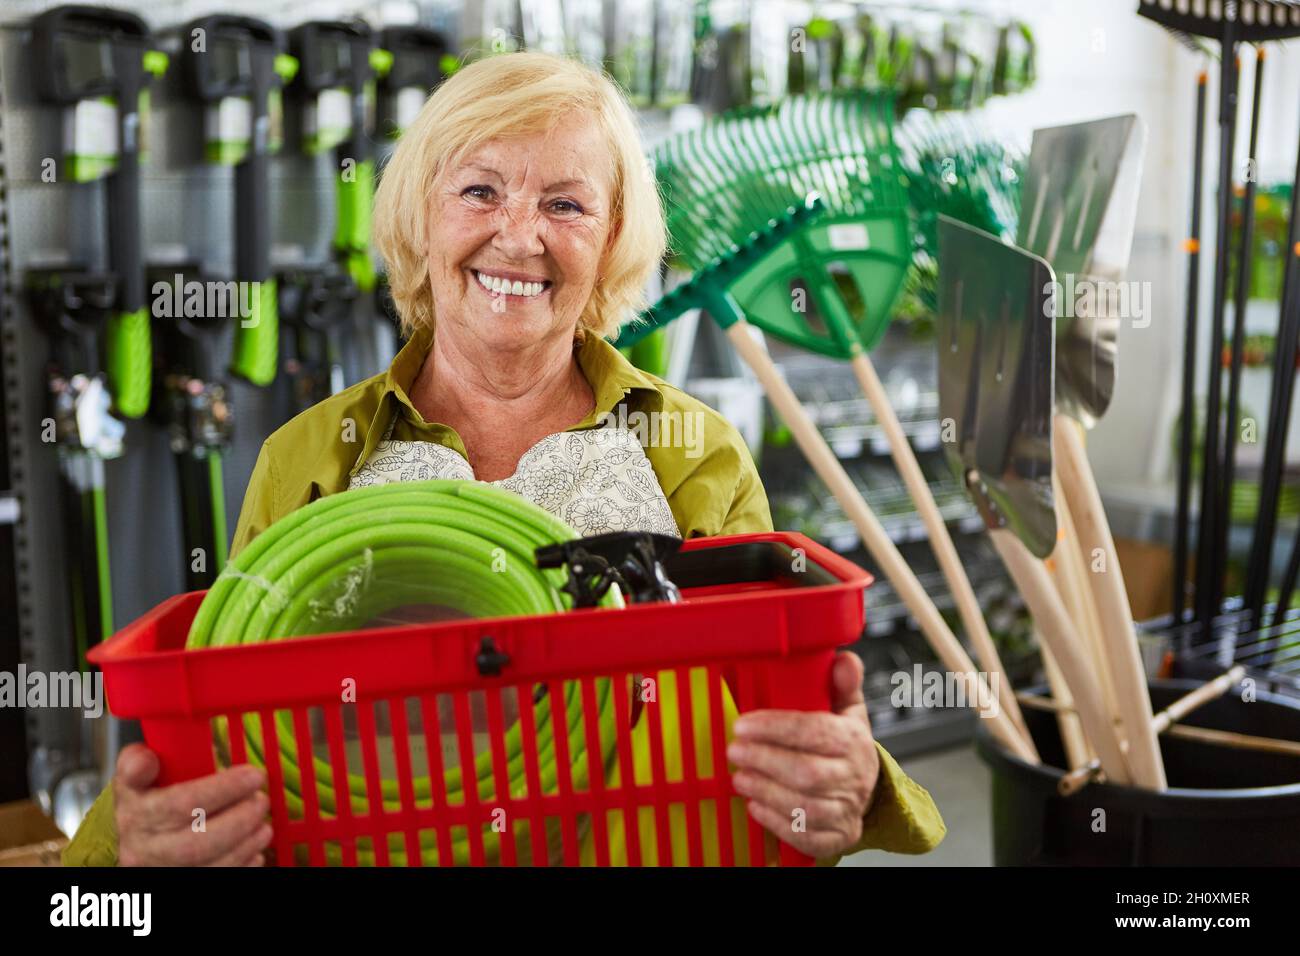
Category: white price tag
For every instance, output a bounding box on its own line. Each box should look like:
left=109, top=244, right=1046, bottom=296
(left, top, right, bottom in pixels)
left=209, top=96, right=252, bottom=146
left=827, top=222, right=870, bottom=251
left=395, top=87, right=425, bottom=131
left=71, top=99, right=118, bottom=163
left=307, top=88, right=353, bottom=152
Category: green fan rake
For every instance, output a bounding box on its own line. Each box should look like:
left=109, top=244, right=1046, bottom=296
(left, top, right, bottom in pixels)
left=617, top=90, right=1036, bottom=760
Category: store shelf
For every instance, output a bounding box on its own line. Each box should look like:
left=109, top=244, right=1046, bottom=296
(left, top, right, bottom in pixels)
left=863, top=550, right=1010, bottom=636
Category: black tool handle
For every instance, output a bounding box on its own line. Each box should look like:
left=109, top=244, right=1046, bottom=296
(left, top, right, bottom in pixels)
left=107, top=39, right=146, bottom=311
left=1217, top=48, right=1266, bottom=601
left=1194, top=36, right=1239, bottom=628
left=235, top=33, right=276, bottom=283
left=1173, top=71, right=1208, bottom=624
left=1243, top=95, right=1300, bottom=627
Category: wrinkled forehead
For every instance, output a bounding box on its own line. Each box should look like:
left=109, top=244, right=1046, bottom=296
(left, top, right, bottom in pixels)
left=441, top=119, right=616, bottom=197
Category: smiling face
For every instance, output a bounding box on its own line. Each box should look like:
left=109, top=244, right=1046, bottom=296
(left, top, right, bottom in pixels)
left=424, top=111, right=616, bottom=357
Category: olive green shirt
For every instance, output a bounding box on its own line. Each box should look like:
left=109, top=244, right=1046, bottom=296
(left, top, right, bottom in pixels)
left=63, top=327, right=945, bottom=865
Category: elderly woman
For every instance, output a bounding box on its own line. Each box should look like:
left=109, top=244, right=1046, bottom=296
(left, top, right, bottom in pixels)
left=65, top=52, right=943, bottom=867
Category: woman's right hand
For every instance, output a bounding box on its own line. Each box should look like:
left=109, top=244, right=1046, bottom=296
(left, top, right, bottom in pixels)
left=114, top=743, right=272, bottom=867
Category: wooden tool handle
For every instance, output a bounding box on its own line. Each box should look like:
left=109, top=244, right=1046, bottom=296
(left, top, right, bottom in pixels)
left=726, top=323, right=1038, bottom=763
left=850, top=351, right=1032, bottom=744
left=989, top=527, right=1131, bottom=783
left=1151, top=665, right=1246, bottom=734
left=1167, top=723, right=1300, bottom=757
left=1047, top=481, right=1109, bottom=768
left=1054, top=414, right=1167, bottom=790
left=1039, top=632, right=1094, bottom=771
left=1051, top=476, right=1121, bottom=725
left=1057, top=759, right=1102, bottom=797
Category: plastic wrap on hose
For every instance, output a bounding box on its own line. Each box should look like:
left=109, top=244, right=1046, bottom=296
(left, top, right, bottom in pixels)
left=187, top=480, right=627, bottom=865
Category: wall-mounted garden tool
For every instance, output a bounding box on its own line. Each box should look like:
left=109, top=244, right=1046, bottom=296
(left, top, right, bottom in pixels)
left=289, top=20, right=392, bottom=376
left=618, top=90, right=1032, bottom=746
left=616, top=92, right=1036, bottom=762
left=371, top=26, right=452, bottom=349
left=27, top=5, right=167, bottom=661
left=183, top=15, right=292, bottom=388
left=31, top=5, right=166, bottom=424
left=25, top=272, right=123, bottom=667
left=277, top=267, right=357, bottom=412
left=147, top=263, right=234, bottom=591
left=936, top=216, right=1130, bottom=784
left=376, top=25, right=450, bottom=137
left=163, top=15, right=293, bottom=589
left=1011, top=113, right=1166, bottom=790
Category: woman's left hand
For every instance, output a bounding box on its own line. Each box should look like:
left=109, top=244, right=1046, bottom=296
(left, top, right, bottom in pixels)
left=728, top=651, right=880, bottom=859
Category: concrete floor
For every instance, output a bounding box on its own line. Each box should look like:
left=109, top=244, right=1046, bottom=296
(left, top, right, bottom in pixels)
left=841, top=742, right=993, bottom=867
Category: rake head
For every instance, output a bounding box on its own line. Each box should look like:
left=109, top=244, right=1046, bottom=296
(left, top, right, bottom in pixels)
left=895, top=109, right=1025, bottom=316
left=1137, top=0, right=1300, bottom=43
left=938, top=216, right=1058, bottom=557
left=649, top=91, right=912, bottom=357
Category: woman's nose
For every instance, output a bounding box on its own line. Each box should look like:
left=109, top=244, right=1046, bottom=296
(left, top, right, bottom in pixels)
left=491, top=204, right=545, bottom=260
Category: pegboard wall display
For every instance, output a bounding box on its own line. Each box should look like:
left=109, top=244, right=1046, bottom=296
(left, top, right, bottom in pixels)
left=0, top=2, right=418, bottom=799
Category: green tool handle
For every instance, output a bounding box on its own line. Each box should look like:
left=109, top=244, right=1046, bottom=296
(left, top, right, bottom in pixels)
left=623, top=327, right=669, bottom=378
left=105, top=307, right=152, bottom=419
left=335, top=159, right=377, bottom=292
left=61, top=452, right=114, bottom=671
left=229, top=278, right=279, bottom=387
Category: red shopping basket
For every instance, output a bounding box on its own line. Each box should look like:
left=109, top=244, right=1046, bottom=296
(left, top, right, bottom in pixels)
left=89, top=532, right=871, bottom=867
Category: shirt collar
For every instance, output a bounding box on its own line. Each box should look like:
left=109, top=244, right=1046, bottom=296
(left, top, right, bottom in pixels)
left=354, top=326, right=666, bottom=473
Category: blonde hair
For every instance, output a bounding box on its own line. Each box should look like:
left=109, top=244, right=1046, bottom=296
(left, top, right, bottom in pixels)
left=372, top=52, right=666, bottom=341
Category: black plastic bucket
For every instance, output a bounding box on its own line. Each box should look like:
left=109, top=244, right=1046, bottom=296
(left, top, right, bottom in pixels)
left=974, top=679, right=1300, bottom=865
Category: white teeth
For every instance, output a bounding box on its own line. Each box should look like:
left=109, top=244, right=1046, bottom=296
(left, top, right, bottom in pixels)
left=475, top=271, right=547, bottom=297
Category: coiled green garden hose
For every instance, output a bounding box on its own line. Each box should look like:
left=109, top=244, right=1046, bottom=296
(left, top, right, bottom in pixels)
left=187, top=480, right=625, bottom=865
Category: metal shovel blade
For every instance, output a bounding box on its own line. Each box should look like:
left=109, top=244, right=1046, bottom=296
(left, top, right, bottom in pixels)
left=938, top=216, right=1058, bottom=558
left=1017, top=114, right=1147, bottom=426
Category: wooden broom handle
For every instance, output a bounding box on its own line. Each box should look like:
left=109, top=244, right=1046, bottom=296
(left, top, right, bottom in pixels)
left=988, top=527, right=1131, bottom=783
left=1047, top=480, right=1113, bottom=769
left=1039, top=637, right=1093, bottom=771
left=1151, top=666, right=1246, bottom=734
left=1053, top=413, right=1168, bottom=790
left=725, top=322, right=1038, bottom=763
left=1051, top=475, right=1122, bottom=728
left=849, top=351, right=1031, bottom=743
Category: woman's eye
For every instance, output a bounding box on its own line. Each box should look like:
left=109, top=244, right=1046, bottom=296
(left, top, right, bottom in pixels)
left=549, top=199, right=583, bottom=216
left=462, top=185, right=494, bottom=201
